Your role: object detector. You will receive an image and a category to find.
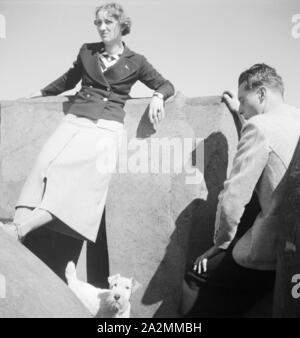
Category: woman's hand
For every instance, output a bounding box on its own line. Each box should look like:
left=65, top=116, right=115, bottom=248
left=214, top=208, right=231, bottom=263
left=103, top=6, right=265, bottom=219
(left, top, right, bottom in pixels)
left=149, top=96, right=165, bottom=125
left=193, top=245, right=224, bottom=274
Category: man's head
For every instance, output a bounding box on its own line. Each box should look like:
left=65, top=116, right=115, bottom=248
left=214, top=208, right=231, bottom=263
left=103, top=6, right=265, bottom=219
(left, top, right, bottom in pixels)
left=238, top=63, right=284, bottom=119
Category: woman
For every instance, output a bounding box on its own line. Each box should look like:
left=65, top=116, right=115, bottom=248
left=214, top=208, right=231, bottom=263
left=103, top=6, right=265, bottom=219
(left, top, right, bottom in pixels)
left=1, top=2, right=174, bottom=243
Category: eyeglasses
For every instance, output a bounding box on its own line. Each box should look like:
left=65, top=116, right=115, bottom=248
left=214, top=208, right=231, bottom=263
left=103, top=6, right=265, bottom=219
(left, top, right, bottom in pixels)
left=94, top=19, right=102, bottom=26
left=94, top=18, right=116, bottom=27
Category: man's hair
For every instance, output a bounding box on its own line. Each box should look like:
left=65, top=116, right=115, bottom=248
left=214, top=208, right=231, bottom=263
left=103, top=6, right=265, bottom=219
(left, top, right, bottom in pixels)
left=238, top=63, right=284, bottom=97
left=95, top=3, right=131, bottom=36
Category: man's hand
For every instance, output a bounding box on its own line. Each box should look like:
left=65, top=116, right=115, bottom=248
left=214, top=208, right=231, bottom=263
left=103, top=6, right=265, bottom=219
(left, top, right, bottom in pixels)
left=149, top=96, right=165, bottom=125
left=193, top=245, right=224, bottom=274
left=222, top=90, right=239, bottom=115
left=222, top=90, right=245, bottom=137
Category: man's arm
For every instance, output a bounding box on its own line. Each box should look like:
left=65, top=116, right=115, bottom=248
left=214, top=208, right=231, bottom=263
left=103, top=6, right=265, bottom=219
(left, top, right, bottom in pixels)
left=194, top=121, right=269, bottom=274
left=214, top=121, right=270, bottom=249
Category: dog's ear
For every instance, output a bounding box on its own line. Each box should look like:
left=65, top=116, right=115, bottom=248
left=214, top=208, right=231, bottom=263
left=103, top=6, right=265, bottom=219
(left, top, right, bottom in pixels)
left=108, top=274, right=121, bottom=286
left=131, top=278, right=142, bottom=293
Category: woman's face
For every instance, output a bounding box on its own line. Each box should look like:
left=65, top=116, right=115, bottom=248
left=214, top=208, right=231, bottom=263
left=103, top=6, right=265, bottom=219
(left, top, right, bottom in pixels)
left=95, top=10, right=122, bottom=45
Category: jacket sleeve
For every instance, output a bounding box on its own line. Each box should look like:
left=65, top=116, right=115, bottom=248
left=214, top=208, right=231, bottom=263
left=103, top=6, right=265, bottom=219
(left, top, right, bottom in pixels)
left=41, top=45, right=84, bottom=96
left=138, top=55, right=175, bottom=100
left=214, top=121, right=270, bottom=249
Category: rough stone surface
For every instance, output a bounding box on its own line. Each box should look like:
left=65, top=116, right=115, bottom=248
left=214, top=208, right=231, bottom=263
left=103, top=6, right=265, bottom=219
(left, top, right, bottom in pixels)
left=106, top=92, right=238, bottom=317
left=0, top=228, right=91, bottom=318
left=0, top=93, right=238, bottom=317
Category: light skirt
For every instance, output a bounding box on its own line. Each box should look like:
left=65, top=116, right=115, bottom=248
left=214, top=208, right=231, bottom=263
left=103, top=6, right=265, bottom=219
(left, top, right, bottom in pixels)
left=16, top=114, right=124, bottom=242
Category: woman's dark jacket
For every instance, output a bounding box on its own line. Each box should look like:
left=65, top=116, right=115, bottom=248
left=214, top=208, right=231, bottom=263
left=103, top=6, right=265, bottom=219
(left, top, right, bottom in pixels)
left=41, top=42, right=175, bottom=123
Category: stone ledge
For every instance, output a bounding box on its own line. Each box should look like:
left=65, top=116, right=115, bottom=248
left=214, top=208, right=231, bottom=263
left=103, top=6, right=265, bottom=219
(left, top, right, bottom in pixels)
left=0, top=93, right=238, bottom=317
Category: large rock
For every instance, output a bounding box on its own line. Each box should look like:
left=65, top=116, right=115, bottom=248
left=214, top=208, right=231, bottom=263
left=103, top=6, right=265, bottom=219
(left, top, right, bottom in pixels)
left=0, top=93, right=238, bottom=317
left=106, top=92, right=238, bottom=317
left=0, top=228, right=91, bottom=318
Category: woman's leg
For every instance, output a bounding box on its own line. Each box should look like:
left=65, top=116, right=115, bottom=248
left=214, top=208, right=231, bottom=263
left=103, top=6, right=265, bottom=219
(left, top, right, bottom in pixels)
left=3, top=207, right=55, bottom=240
left=23, top=226, right=84, bottom=282
left=10, top=119, right=80, bottom=240
left=17, top=208, right=54, bottom=238
left=14, top=206, right=35, bottom=224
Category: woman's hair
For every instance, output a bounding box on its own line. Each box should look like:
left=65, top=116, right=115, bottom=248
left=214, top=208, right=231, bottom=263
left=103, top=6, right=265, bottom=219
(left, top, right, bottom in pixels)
left=238, top=63, right=284, bottom=97
left=95, top=3, right=131, bottom=36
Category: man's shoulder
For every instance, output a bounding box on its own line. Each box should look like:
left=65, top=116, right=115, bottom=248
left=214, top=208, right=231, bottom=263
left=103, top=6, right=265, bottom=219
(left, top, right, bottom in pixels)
left=242, top=117, right=266, bottom=137
left=249, top=104, right=300, bottom=127
left=248, top=113, right=270, bottom=126
left=244, top=106, right=283, bottom=131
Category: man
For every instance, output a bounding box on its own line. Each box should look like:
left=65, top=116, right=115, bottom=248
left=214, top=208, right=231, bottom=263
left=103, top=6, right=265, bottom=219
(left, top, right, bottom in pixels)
left=185, top=63, right=300, bottom=317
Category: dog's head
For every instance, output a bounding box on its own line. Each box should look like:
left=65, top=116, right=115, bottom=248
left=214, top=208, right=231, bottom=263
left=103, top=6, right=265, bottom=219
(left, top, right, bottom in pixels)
left=106, top=274, right=141, bottom=314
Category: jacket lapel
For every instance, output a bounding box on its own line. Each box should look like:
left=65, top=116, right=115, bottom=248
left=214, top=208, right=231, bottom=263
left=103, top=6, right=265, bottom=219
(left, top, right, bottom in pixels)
left=81, top=42, right=138, bottom=86
left=81, top=42, right=110, bottom=87
left=103, top=45, right=138, bottom=83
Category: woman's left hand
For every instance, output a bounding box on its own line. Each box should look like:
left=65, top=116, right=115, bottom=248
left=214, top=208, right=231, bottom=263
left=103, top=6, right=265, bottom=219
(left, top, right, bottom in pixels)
left=149, top=96, right=165, bottom=125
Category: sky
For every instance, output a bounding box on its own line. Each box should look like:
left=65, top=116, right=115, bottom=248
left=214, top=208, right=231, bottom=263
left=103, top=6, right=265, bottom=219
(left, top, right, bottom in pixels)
left=0, top=0, right=300, bottom=106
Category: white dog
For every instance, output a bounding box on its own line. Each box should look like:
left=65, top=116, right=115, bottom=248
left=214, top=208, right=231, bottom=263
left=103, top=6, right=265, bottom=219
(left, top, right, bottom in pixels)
left=65, top=261, right=140, bottom=318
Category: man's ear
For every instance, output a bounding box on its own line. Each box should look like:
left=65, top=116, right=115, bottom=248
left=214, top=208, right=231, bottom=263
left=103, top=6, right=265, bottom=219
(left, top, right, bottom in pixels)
left=258, top=86, right=267, bottom=102
left=131, top=278, right=142, bottom=293
left=108, top=274, right=121, bottom=286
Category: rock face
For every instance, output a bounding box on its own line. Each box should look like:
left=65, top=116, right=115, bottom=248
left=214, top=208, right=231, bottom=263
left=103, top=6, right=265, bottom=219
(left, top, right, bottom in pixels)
left=0, top=93, right=238, bottom=317
left=106, top=93, right=238, bottom=317
left=0, top=229, right=91, bottom=318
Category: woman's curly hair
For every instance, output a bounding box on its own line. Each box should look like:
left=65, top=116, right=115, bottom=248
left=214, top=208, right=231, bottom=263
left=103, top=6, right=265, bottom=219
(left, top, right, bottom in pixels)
left=95, top=3, right=132, bottom=36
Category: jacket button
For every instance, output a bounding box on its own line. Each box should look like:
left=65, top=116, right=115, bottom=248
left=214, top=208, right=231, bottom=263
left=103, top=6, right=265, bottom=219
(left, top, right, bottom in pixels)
left=89, top=85, right=93, bottom=88
left=103, top=98, right=108, bottom=102
left=86, top=94, right=91, bottom=98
